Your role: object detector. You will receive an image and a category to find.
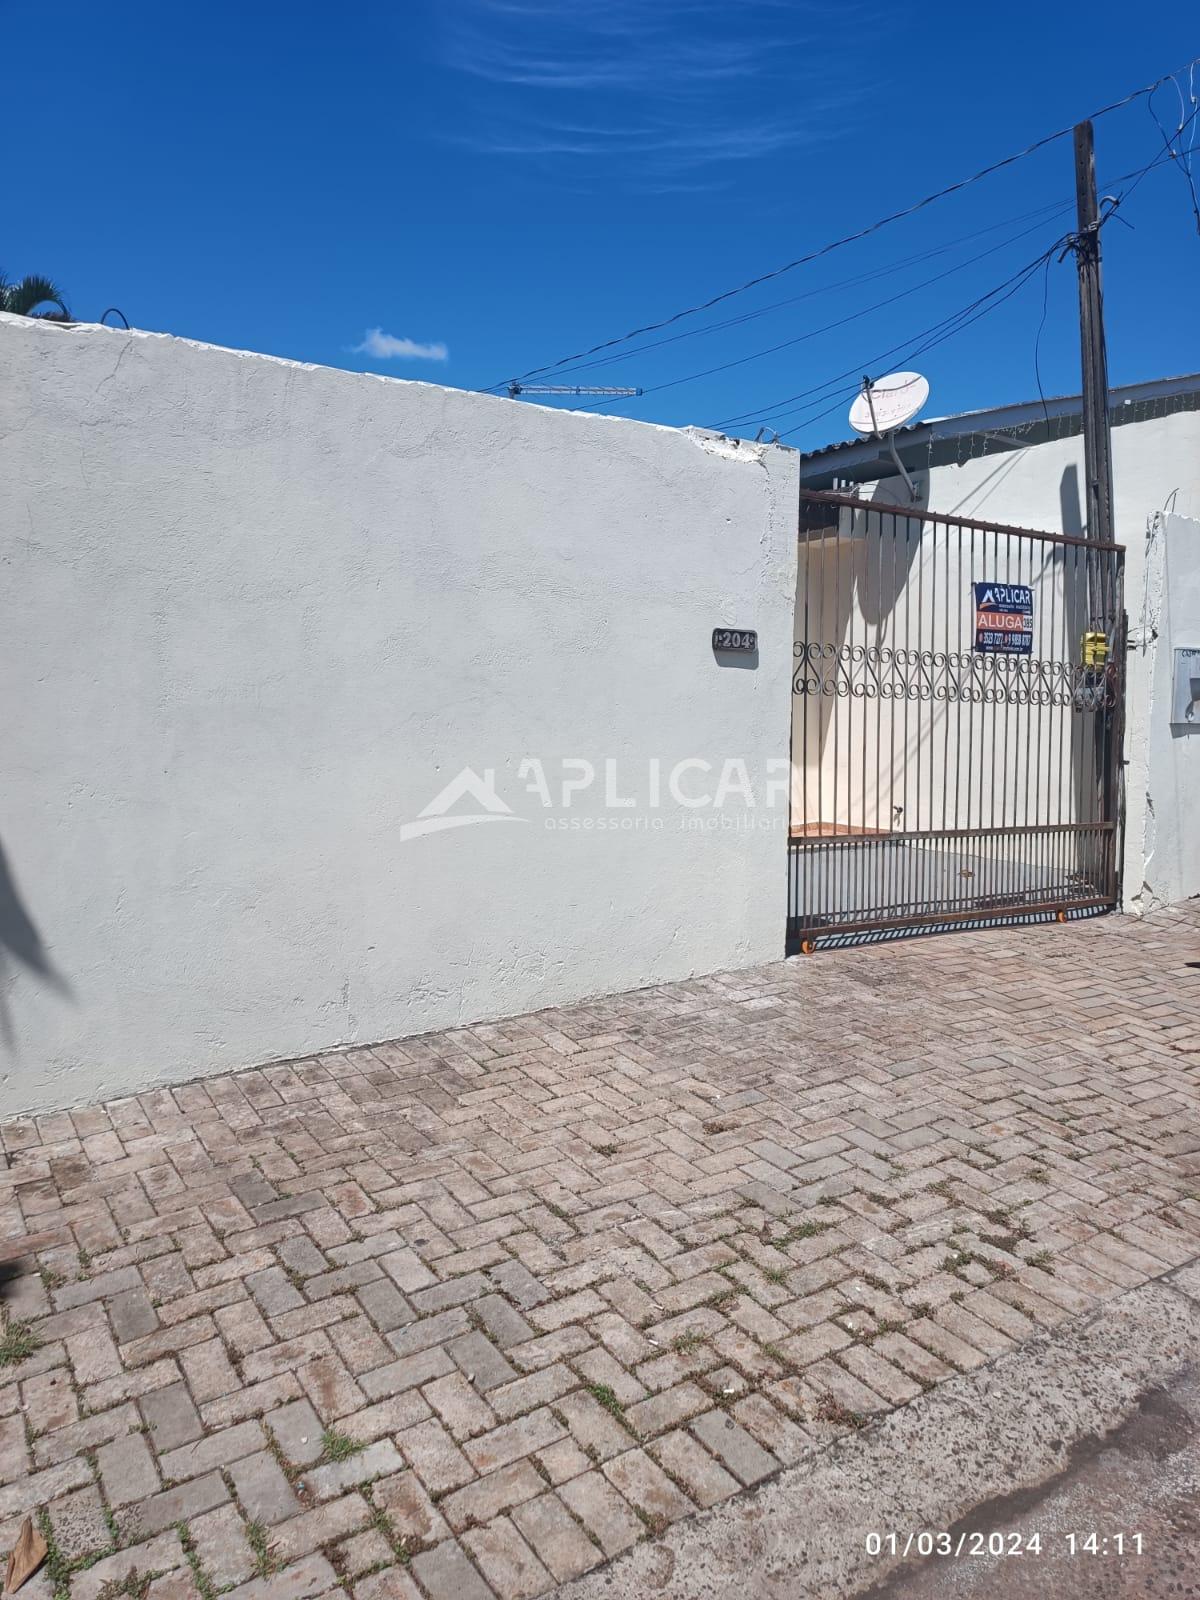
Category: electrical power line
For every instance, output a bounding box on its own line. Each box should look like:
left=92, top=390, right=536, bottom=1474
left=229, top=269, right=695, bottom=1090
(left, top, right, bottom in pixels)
left=566, top=210, right=1071, bottom=413
left=707, top=246, right=1060, bottom=435
left=483, top=54, right=1200, bottom=395
left=531, top=194, right=1077, bottom=385
left=1147, top=79, right=1200, bottom=235
left=561, top=145, right=1183, bottom=406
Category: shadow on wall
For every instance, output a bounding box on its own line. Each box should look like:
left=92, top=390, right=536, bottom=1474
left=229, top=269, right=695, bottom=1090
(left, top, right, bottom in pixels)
left=797, top=475, right=929, bottom=822
left=0, top=837, right=71, bottom=1048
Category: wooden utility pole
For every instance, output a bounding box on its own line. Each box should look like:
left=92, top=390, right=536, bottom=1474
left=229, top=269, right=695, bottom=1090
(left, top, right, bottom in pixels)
left=1072, top=120, right=1115, bottom=549
left=1073, top=120, right=1121, bottom=851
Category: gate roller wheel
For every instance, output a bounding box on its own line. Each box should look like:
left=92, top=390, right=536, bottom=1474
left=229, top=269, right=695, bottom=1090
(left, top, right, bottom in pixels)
left=801, top=940, right=816, bottom=956
left=1056, top=910, right=1068, bottom=924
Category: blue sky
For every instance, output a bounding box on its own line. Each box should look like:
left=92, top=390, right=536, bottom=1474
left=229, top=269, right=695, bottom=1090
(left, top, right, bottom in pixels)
left=4, top=0, right=1197, bottom=448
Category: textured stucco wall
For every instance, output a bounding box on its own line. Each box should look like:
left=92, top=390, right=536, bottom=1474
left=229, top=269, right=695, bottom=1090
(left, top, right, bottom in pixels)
left=819, top=409, right=1200, bottom=910
left=1132, top=513, right=1200, bottom=910
left=0, top=314, right=798, bottom=1114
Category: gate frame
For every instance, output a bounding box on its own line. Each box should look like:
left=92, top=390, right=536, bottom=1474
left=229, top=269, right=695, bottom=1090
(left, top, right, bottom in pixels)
left=788, top=489, right=1127, bottom=947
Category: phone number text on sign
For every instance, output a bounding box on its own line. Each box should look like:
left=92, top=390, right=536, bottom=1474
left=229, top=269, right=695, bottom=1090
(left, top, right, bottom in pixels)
left=973, top=581, right=1033, bottom=655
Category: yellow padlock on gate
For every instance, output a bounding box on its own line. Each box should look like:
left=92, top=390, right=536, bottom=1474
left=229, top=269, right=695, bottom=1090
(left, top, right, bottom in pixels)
left=1081, top=630, right=1109, bottom=668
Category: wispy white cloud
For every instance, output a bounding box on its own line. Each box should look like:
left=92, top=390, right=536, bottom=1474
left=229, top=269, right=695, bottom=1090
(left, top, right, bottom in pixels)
left=430, top=0, right=871, bottom=186
left=353, top=329, right=449, bottom=362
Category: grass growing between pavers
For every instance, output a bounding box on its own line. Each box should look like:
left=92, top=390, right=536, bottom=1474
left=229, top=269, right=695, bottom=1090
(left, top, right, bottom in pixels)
left=177, top=1522, right=218, bottom=1600
left=0, top=1317, right=40, bottom=1367
left=245, top=1518, right=279, bottom=1579
left=672, top=1330, right=706, bottom=1354
left=586, top=1383, right=627, bottom=1421
left=321, top=1427, right=365, bottom=1463
left=95, top=1573, right=152, bottom=1600
left=816, top=1395, right=867, bottom=1431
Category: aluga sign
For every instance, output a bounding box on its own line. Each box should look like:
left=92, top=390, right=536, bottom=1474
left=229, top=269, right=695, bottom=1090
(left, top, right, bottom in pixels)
left=973, top=581, right=1034, bottom=655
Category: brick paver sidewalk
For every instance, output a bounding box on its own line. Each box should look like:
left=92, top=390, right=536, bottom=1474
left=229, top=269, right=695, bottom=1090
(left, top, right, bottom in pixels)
left=3, top=905, right=1199, bottom=1600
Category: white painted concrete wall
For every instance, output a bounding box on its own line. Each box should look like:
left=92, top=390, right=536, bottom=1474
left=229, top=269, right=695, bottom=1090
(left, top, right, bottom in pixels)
left=1128, top=513, right=1200, bottom=910
left=0, top=314, right=798, bottom=1114
left=808, top=407, right=1200, bottom=909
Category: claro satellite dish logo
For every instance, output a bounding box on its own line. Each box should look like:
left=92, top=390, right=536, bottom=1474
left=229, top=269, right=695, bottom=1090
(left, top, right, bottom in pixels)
left=399, top=768, right=527, bottom=842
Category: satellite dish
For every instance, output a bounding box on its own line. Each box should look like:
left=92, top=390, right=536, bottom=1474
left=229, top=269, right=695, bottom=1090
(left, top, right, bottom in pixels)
left=848, top=371, right=930, bottom=437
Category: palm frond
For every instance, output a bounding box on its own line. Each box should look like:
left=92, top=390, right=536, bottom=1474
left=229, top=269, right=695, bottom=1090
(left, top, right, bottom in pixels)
left=4, top=275, right=70, bottom=319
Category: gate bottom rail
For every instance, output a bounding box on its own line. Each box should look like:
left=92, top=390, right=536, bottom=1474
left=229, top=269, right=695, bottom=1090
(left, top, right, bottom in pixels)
left=787, top=822, right=1117, bottom=941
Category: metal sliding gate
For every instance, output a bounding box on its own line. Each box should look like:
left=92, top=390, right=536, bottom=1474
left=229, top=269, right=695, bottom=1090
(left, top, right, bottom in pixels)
left=789, top=490, right=1125, bottom=945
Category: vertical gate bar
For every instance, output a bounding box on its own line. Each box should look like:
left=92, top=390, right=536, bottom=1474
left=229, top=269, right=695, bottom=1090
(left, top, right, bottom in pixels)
left=942, top=515, right=951, bottom=839
left=888, top=511, right=898, bottom=915
left=968, top=520, right=977, bottom=834
left=800, top=528, right=810, bottom=926
left=902, top=511, right=911, bottom=858
left=875, top=506, right=884, bottom=841
left=960, top=518, right=966, bottom=838
left=832, top=515, right=841, bottom=839
left=988, top=525, right=997, bottom=835
left=1055, top=548, right=1067, bottom=832
left=1021, top=534, right=1031, bottom=835
left=861, top=527, right=869, bottom=849
left=1033, top=539, right=1046, bottom=844
left=849, top=515, right=857, bottom=919
left=816, top=529, right=824, bottom=863
left=918, top=509, right=926, bottom=917
left=1002, top=526, right=1012, bottom=841
left=1052, top=541, right=1063, bottom=834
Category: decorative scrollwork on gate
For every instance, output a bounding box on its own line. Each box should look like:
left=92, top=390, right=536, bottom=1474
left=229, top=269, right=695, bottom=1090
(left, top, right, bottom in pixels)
left=791, top=641, right=1118, bottom=709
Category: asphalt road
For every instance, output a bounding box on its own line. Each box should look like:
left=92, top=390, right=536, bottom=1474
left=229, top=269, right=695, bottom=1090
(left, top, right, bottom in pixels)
left=861, top=1365, right=1200, bottom=1600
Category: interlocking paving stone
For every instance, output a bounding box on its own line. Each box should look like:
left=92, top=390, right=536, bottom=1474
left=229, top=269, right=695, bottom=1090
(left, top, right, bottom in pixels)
left=120, top=1470, right=230, bottom=1540
left=48, top=1485, right=111, bottom=1561
left=557, top=1471, right=643, bottom=1557
left=410, top=1539, right=496, bottom=1600
left=70, top=1534, right=186, bottom=1600
left=510, top=1492, right=604, bottom=1583
left=225, top=1553, right=340, bottom=1600
left=688, top=1409, right=780, bottom=1485
left=372, top=1468, right=450, bottom=1545
left=462, top=1516, right=555, bottom=1600
left=140, top=1380, right=204, bottom=1452
left=441, top=1460, right=547, bottom=1533
left=159, top=1418, right=265, bottom=1481
left=355, top=1569, right=423, bottom=1600
left=648, top=1427, right=741, bottom=1507
left=96, top=1430, right=160, bottom=1507
left=227, top=1447, right=302, bottom=1524
left=188, top=1501, right=259, bottom=1588
left=266, top=1396, right=325, bottom=1467
left=398, top=1416, right=478, bottom=1493
left=2, top=903, right=1199, bottom=1595
left=305, top=1438, right=405, bottom=1500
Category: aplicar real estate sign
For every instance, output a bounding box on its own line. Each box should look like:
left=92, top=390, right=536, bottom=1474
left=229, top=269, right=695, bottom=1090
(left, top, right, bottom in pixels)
left=973, top=582, right=1033, bottom=655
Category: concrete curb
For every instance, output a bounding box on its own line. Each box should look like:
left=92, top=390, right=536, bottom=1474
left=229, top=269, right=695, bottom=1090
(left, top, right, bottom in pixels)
left=559, top=1265, right=1200, bottom=1600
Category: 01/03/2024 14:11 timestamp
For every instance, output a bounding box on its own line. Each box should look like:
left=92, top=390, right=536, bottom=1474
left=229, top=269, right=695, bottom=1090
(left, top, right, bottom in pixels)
left=865, top=1531, right=1145, bottom=1557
